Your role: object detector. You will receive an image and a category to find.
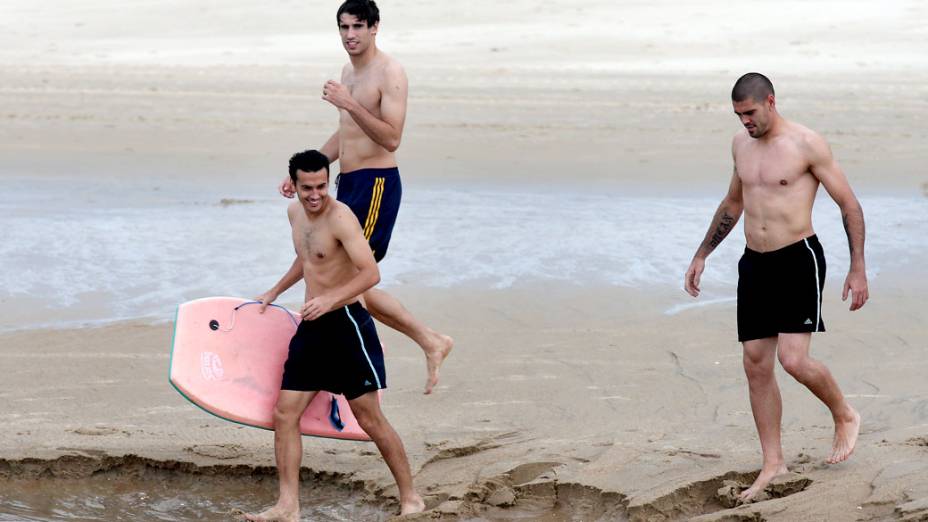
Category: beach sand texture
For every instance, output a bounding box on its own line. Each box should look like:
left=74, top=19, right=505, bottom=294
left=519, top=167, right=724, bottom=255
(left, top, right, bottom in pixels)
left=2, top=0, right=927, bottom=520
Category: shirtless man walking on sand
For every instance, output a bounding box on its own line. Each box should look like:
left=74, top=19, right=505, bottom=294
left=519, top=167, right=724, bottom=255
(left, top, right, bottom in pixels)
left=246, top=150, right=425, bottom=520
left=278, top=0, right=452, bottom=394
left=684, top=73, right=867, bottom=501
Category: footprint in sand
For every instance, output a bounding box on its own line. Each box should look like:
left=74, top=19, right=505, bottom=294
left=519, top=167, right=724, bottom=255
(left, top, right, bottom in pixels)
left=717, top=472, right=812, bottom=508
left=70, top=426, right=129, bottom=437
left=185, top=443, right=250, bottom=460
left=471, top=462, right=563, bottom=508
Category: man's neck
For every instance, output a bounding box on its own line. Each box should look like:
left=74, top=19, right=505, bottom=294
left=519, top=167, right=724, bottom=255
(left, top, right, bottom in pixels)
left=760, top=113, right=786, bottom=141
left=349, top=44, right=379, bottom=70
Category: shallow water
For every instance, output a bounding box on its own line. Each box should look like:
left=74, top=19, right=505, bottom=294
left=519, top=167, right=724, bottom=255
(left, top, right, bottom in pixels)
left=0, top=475, right=613, bottom=522
left=0, top=473, right=392, bottom=521
left=2, top=175, right=925, bottom=331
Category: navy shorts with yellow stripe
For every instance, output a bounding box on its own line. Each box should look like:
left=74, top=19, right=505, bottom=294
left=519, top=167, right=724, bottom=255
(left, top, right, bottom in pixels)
left=336, top=167, right=401, bottom=262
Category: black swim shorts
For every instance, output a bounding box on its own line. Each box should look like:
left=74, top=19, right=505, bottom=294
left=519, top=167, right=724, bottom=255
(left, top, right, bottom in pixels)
left=281, top=301, right=386, bottom=400
left=737, top=235, right=827, bottom=342
left=336, top=167, right=402, bottom=263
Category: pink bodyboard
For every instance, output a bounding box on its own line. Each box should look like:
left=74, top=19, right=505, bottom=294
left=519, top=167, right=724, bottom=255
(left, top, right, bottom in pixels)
left=169, top=296, right=376, bottom=441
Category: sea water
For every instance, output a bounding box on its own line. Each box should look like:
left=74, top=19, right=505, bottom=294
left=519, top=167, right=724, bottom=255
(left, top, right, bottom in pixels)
left=0, top=473, right=392, bottom=521
left=1, top=175, right=925, bottom=331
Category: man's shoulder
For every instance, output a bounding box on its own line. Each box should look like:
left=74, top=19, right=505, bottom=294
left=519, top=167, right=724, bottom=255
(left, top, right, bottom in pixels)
left=377, top=52, right=406, bottom=80
left=325, top=200, right=359, bottom=228
left=731, top=129, right=750, bottom=154
left=377, top=50, right=404, bottom=69
left=785, top=121, right=829, bottom=156
left=732, top=130, right=750, bottom=144
left=329, top=198, right=354, bottom=215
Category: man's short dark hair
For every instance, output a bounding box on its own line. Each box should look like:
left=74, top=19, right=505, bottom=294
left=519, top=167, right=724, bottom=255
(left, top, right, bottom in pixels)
left=732, top=73, right=775, bottom=102
left=337, top=0, right=380, bottom=27
left=288, top=150, right=330, bottom=183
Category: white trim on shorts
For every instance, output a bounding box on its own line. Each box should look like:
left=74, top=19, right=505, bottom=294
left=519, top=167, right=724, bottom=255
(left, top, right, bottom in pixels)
left=802, top=238, right=821, bottom=332
left=344, top=306, right=382, bottom=389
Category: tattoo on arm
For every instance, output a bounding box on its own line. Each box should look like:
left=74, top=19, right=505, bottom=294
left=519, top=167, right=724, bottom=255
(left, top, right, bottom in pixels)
left=709, top=212, right=737, bottom=248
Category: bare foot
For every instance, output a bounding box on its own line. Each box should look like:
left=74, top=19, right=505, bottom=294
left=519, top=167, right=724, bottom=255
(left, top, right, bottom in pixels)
left=241, top=504, right=299, bottom=522
left=423, top=333, right=453, bottom=395
left=738, top=462, right=789, bottom=502
left=400, top=494, right=426, bottom=515
left=828, top=407, right=861, bottom=464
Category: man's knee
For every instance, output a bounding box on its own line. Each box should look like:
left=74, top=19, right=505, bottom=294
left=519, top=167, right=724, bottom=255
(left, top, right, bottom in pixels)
left=351, top=402, right=386, bottom=434
left=273, top=404, right=301, bottom=428
left=743, top=353, right=775, bottom=382
left=777, top=351, right=810, bottom=378
left=354, top=408, right=380, bottom=431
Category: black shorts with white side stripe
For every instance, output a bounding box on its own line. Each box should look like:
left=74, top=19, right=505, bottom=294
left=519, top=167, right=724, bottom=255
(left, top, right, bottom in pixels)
left=281, top=301, right=386, bottom=400
left=737, top=235, right=827, bottom=343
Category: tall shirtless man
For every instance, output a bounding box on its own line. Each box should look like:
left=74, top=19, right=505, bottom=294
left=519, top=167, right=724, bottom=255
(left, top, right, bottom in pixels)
left=684, top=73, right=867, bottom=501
left=247, top=150, right=425, bottom=520
left=279, top=0, right=451, bottom=394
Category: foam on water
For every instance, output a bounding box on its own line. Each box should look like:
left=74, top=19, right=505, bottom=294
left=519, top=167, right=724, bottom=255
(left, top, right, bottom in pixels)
left=1, top=177, right=925, bottom=331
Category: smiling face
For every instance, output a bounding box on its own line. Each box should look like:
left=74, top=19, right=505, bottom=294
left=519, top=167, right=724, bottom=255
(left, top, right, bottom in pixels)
left=294, top=168, right=330, bottom=214
left=338, top=13, right=377, bottom=56
left=733, top=94, right=775, bottom=138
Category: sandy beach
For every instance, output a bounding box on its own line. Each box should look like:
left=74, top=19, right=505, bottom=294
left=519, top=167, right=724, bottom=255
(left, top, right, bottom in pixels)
left=2, top=0, right=927, bottom=520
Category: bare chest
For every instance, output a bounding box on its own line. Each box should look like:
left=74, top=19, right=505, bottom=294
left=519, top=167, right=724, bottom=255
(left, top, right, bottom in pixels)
left=735, top=140, right=810, bottom=189
left=293, top=224, right=340, bottom=267
left=343, top=70, right=383, bottom=116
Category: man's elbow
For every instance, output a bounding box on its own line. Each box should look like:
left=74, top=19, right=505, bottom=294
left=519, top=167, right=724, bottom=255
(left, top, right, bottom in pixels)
left=368, top=268, right=381, bottom=289
left=723, top=196, right=744, bottom=215
left=384, top=136, right=401, bottom=152
left=835, top=194, right=862, bottom=216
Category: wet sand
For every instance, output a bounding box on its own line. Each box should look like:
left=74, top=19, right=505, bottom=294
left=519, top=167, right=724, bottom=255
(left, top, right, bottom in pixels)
left=2, top=282, right=928, bottom=520
left=3, top=0, right=928, bottom=520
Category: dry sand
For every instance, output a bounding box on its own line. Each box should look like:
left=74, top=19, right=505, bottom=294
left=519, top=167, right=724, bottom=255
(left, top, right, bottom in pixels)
left=2, top=0, right=928, bottom=520
left=2, top=1, right=926, bottom=195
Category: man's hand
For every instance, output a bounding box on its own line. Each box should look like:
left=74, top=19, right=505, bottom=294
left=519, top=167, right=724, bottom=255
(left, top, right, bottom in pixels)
left=255, top=291, right=279, bottom=313
left=842, top=270, right=869, bottom=311
left=279, top=177, right=295, bottom=199
left=301, top=295, right=336, bottom=321
left=322, top=80, right=355, bottom=111
left=684, top=257, right=706, bottom=297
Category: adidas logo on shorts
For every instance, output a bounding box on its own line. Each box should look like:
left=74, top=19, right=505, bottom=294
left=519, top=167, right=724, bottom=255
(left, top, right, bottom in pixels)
left=364, top=380, right=372, bottom=386
left=804, top=318, right=814, bottom=325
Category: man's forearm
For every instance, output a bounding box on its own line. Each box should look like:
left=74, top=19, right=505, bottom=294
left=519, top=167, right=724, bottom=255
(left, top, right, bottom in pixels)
left=325, top=267, right=380, bottom=307
left=346, top=103, right=400, bottom=152
left=269, top=257, right=303, bottom=296
left=695, top=201, right=742, bottom=259
left=320, top=132, right=339, bottom=163
left=842, top=202, right=866, bottom=271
